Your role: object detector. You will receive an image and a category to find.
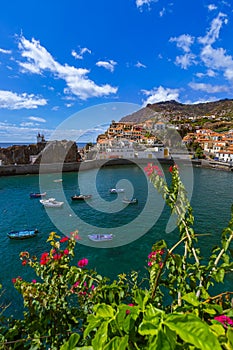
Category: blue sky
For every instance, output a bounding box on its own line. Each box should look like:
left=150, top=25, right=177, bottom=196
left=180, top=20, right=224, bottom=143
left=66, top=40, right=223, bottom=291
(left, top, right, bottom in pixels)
left=0, top=0, right=233, bottom=142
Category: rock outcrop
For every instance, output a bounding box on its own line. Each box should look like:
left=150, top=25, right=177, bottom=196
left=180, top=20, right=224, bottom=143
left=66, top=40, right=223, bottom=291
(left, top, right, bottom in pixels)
left=0, top=140, right=81, bottom=165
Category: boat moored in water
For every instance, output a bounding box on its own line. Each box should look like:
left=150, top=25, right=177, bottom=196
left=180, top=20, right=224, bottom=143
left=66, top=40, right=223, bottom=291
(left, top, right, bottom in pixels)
left=30, top=192, right=47, bottom=198
left=71, top=194, right=92, bottom=201
left=40, top=198, right=64, bottom=208
left=109, top=188, right=124, bottom=193
left=122, top=198, right=138, bottom=204
left=88, top=234, right=113, bottom=242
left=7, top=229, right=38, bottom=240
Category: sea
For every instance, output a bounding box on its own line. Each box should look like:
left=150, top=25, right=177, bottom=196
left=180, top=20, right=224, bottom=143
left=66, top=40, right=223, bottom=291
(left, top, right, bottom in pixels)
left=1, top=163, right=233, bottom=318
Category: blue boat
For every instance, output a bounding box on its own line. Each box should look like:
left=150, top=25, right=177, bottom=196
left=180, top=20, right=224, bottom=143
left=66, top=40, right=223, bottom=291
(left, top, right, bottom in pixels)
left=7, top=229, right=38, bottom=240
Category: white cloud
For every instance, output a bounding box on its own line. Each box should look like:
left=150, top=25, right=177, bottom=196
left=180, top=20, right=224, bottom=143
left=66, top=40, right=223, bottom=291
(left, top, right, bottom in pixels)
left=141, top=86, right=180, bottom=106
left=169, top=34, right=194, bottom=53
left=96, top=60, right=117, bottom=72
left=136, top=0, right=158, bottom=10
left=196, top=69, right=217, bottom=78
left=189, top=82, right=229, bottom=93
left=175, top=53, right=197, bottom=69
left=28, top=116, right=46, bottom=123
left=200, top=45, right=233, bottom=81
left=18, top=36, right=117, bottom=100
left=20, top=122, right=39, bottom=127
left=135, top=61, right=147, bottom=68
left=0, top=121, right=51, bottom=142
left=0, top=90, right=47, bottom=110
left=0, top=48, right=12, bottom=54
left=198, top=12, right=228, bottom=45
left=159, top=7, right=166, bottom=17
left=208, top=4, right=217, bottom=11
left=71, top=47, right=91, bottom=60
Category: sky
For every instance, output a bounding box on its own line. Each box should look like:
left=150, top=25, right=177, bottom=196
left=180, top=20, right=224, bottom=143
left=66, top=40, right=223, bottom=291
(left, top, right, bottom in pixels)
left=0, top=0, right=233, bottom=142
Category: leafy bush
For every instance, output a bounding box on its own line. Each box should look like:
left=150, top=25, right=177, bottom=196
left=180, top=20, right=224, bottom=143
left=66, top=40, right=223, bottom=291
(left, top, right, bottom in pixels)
left=1, top=164, right=233, bottom=349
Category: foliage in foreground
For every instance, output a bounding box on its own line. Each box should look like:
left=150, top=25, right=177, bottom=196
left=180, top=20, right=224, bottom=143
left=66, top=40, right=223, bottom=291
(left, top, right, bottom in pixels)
left=1, top=164, right=233, bottom=349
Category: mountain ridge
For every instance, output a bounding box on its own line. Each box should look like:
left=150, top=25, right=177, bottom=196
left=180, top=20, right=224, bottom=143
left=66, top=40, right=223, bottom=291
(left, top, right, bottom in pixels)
left=119, top=99, right=233, bottom=124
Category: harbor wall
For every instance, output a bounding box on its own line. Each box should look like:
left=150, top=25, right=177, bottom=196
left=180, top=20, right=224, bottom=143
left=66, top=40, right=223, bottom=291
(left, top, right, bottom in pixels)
left=0, top=158, right=203, bottom=177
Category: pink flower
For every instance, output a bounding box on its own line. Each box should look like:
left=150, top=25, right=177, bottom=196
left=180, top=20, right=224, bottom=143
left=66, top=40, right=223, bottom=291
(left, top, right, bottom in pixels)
left=126, top=304, right=134, bottom=315
left=72, top=281, right=80, bottom=288
left=78, top=258, right=88, bottom=268
left=214, top=315, right=233, bottom=327
left=144, top=163, right=163, bottom=177
left=32, top=279, right=37, bottom=283
left=63, top=249, right=69, bottom=255
left=91, top=284, right=95, bottom=290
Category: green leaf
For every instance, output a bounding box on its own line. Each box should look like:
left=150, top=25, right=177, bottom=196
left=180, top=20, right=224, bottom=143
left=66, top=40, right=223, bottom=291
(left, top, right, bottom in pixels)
left=227, top=328, right=233, bottom=349
left=95, top=304, right=115, bottom=319
left=139, top=321, right=160, bottom=335
left=149, top=328, right=176, bottom=350
left=182, top=292, right=200, bottom=307
left=214, top=268, right=225, bottom=283
left=103, top=335, right=129, bottom=350
left=164, top=313, right=222, bottom=350
left=60, top=333, right=80, bottom=350
left=133, top=289, right=149, bottom=310
left=84, top=315, right=102, bottom=338
left=92, top=321, right=109, bottom=349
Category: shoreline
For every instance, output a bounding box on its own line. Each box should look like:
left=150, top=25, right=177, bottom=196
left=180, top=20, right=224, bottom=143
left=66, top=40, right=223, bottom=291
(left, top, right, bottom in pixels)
left=0, top=157, right=232, bottom=177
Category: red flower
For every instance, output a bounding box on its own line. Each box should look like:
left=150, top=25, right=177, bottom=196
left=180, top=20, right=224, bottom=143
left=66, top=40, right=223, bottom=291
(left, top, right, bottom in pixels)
left=78, top=258, right=88, bottom=268
left=53, top=253, right=62, bottom=260
left=12, top=278, right=17, bottom=284
left=22, top=260, right=27, bottom=266
left=40, top=252, right=50, bottom=265
left=63, top=249, right=69, bottom=255
left=60, top=237, right=69, bottom=243
left=169, top=165, right=173, bottom=173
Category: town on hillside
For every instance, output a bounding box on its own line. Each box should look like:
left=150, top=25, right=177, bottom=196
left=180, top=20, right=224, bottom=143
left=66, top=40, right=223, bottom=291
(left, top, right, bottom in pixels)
left=2, top=100, right=233, bottom=166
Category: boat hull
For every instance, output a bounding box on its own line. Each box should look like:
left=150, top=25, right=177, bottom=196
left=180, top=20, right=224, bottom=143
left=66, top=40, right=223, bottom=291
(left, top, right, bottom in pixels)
left=88, top=234, right=113, bottom=242
left=8, top=229, right=38, bottom=240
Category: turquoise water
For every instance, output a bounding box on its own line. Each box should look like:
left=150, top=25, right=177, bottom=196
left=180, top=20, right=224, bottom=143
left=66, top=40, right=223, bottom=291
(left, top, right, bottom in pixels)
left=1, top=164, right=233, bottom=317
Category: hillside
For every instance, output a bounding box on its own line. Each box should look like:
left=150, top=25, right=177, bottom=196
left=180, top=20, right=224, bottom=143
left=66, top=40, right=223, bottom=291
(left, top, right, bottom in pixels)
left=120, top=99, right=233, bottom=124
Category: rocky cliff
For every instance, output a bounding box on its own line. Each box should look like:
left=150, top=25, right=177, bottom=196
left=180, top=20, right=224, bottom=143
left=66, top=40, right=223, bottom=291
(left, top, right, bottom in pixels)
left=0, top=140, right=81, bottom=165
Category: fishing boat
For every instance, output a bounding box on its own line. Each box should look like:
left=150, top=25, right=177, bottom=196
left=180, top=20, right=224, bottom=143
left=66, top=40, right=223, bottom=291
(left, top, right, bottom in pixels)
left=71, top=194, right=92, bottom=201
left=30, top=192, right=47, bottom=198
left=40, top=198, right=64, bottom=208
left=109, top=188, right=124, bottom=193
left=7, top=229, right=38, bottom=240
left=122, top=198, right=138, bottom=204
left=88, top=234, right=113, bottom=242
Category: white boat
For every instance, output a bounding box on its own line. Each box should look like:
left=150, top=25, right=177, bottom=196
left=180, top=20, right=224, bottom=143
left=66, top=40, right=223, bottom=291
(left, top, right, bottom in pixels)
left=40, top=198, right=64, bottom=208
left=122, top=198, right=138, bottom=204
left=109, top=188, right=124, bottom=193
left=88, top=234, right=113, bottom=242
left=53, top=179, right=63, bottom=183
